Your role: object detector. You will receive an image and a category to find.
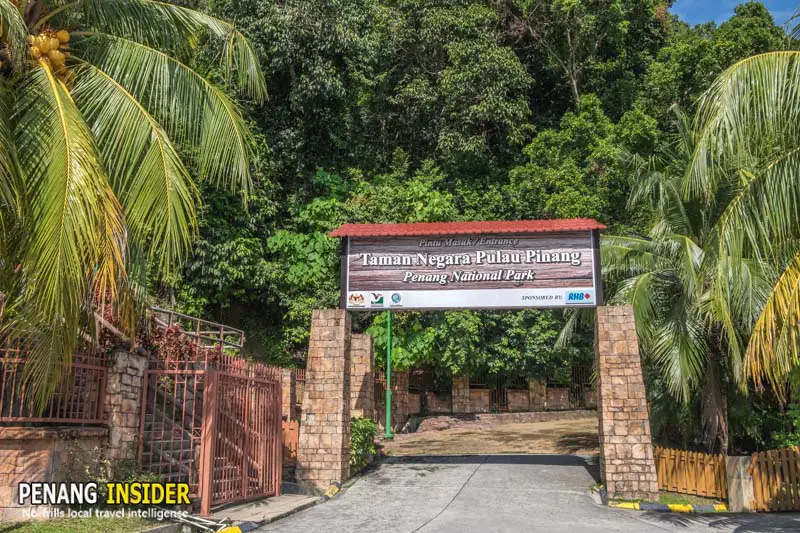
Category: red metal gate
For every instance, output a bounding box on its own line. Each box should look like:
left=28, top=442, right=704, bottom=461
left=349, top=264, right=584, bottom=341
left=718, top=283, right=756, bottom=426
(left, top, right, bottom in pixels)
left=201, top=370, right=282, bottom=512
left=139, top=366, right=282, bottom=515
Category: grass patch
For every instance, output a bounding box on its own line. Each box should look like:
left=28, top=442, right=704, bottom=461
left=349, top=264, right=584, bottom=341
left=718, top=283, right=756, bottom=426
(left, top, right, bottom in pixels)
left=658, top=491, right=722, bottom=506
left=0, top=517, right=156, bottom=533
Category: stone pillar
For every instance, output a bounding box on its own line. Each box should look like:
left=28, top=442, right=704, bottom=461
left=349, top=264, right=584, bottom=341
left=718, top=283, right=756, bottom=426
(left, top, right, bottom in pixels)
left=105, top=349, right=148, bottom=462
left=528, top=380, right=546, bottom=411
left=452, top=374, right=470, bottom=414
left=595, top=305, right=659, bottom=501
left=281, top=368, right=296, bottom=420
left=350, top=334, right=374, bottom=420
left=297, top=309, right=351, bottom=492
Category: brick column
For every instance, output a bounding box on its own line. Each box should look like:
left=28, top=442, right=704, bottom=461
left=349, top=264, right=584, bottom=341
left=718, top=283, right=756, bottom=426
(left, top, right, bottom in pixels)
left=297, top=309, right=351, bottom=492
left=350, top=334, right=374, bottom=420
left=595, top=305, right=659, bottom=501
left=105, top=349, right=148, bottom=462
left=452, top=374, right=470, bottom=414
left=281, top=368, right=296, bottom=420
left=528, top=380, right=546, bottom=411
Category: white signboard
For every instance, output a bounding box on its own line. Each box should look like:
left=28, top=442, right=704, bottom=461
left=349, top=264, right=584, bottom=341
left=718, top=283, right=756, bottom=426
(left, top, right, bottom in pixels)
left=339, top=230, right=601, bottom=311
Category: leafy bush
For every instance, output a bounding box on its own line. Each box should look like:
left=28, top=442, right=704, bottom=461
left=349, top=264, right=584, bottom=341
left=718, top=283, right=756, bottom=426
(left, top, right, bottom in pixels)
left=350, top=417, right=377, bottom=472
left=770, top=403, right=800, bottom=449
left=771, top=431, right=800, bottom=449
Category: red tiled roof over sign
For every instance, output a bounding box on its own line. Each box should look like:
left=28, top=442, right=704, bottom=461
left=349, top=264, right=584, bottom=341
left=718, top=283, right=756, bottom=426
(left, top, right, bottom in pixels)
left=328, top=218, right=606, bottom=238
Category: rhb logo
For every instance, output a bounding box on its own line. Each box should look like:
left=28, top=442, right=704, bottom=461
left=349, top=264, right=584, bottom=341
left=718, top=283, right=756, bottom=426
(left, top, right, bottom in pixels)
left=566, top=291, right=592, bottom=303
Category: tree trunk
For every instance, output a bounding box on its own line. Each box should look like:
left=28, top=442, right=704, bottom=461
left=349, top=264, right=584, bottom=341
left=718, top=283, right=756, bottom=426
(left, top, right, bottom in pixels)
left=701, top=350, right=729, bottom=455
left=569, top=75, right=580, bottom=106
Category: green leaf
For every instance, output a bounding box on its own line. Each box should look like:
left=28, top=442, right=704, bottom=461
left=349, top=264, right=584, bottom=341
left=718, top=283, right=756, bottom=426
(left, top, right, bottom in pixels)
left=74, top=33, right=254, bottom=198
left=11, top=62, right=124, bottom=409
left=78, top=0, right=267, bottom=101
left=0, top=0, right=28, bottom=72
left=72, top=61, right=198, bottom=274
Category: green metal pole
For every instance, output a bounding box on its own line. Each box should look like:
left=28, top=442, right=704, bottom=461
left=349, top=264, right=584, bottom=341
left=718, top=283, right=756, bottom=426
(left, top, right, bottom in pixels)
left=384, top=310, right=393, bottom=439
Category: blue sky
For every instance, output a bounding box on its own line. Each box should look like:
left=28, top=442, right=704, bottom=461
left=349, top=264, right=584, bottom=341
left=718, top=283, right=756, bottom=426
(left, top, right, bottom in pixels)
left=671, top=0, right=798, bottom=26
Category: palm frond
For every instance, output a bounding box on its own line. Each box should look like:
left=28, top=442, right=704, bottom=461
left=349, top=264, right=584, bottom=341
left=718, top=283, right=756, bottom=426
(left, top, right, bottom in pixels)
left=649, top=317, right=708, bottom=403
left=0, top=84, right=20, bottom=214
left=74, top=33, right=253, bottom=197
left=78, top=0, right=267, bottom=101
left=664, top=233, right=703, bottom=298
left=555, top=307, right=593, bottom=349
left=600, top=235, right=662, bottom=277
left=712, top=149, right=800, bottom=262
left=611, top=271, right=658, bottom=344
left=0, top=0, right=28, bottom=72
left=687, top=51, right=800, bottom=202
left=72, top=61, right=198, bottom=274
left=745, top=250, right=800, bottom=397
left=11, top=62, right=124, bottom=409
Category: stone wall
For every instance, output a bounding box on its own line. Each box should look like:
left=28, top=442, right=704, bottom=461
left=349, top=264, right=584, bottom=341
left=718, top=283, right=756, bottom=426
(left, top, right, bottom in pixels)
left=377, top=372, right=410, bottom=431
left=469, top=389, right=490, bottom=413
left=584, top=388, right=597, bottom=409
left=104, top=350, right=147, bottom=462
left=546, top=387, right=570, bottom=411
left=424, top=392, right=452, bottom=414
left=349, top=334, right=374, bottom=420
left=507, top=389, right=530, bottom=411
left=529, top=380, right=546, bottom=411
left=0, top=427, right=107, bottom=521
left=297, top=309, right=351, bottom=492
left=295, top=375, right=306, bottom=417
left=391, top=372, right=409, bottom=429
left=452, top=375, right=470, bottom=414
left=595, top=305, right=659, bottom=501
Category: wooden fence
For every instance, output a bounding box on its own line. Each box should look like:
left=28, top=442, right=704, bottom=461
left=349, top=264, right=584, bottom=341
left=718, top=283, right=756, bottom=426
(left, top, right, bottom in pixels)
left=654, top=446, right=727, bottom=499
left=750, top=447, right=800, bottom=512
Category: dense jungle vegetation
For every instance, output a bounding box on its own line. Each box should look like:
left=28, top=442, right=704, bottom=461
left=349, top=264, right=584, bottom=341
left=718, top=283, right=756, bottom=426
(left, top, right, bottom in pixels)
left=1, top=0, right=798, bottom=454
left=178, top=1, right=797, bottom=453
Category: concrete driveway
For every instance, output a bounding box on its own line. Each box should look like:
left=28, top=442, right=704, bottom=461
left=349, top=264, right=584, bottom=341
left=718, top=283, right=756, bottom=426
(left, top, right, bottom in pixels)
left=258, top=455, right=800, bottom=533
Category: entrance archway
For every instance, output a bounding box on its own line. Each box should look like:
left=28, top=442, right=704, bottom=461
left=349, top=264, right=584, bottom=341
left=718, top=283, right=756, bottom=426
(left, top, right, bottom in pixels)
left=295, top=220, right=658, bottom=501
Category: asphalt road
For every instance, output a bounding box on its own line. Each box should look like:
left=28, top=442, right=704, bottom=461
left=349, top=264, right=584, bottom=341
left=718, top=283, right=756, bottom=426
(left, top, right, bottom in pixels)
left=258, top=455, right=800, bottom=532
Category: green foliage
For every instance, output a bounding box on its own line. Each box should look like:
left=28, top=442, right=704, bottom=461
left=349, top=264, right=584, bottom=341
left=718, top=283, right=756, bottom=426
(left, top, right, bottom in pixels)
left=53, top=441, right=162, bottom=508
left=0, top=0, right=265, bottom=409
left=162, top=1, right=795, bottom=454
left=639, top=2, right=787, bottom=121
left=349, top=417, right=378, bottom=472
left=505, top=95, right=658, bottom=226
left=771, top=403, right=800, bottom=449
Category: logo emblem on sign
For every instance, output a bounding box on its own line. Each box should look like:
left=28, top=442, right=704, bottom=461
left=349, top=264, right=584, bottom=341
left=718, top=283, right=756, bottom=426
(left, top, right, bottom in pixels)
left=565, top=291, right=592, bottom=303
left=391, top=293, right=402, bottom=305
left=370, top=293, right=384, bottom=305
left=348, top=293, right=366, bottom=307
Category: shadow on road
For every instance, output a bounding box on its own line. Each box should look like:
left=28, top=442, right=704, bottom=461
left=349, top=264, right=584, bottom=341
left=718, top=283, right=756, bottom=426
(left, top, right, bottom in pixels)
left=639, top=511, right=800, bottom=532
left=383, top=453, right=601, bottom=483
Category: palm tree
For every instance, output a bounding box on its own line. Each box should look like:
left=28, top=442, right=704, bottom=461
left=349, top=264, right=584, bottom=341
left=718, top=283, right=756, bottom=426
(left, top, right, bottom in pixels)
left=685, top=50, right=800, bottom=396
left=598, top=48, right=800, bottom=452
left=600, top=108, right=775, bottom=453
left=0, top=0, right=266, bottom=405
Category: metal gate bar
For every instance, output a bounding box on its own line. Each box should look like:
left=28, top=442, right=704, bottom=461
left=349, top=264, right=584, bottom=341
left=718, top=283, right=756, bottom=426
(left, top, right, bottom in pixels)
left=141, top=367, right=281, bottom=516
